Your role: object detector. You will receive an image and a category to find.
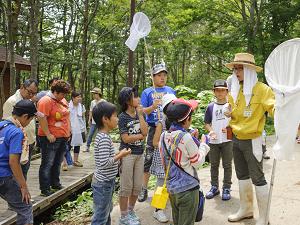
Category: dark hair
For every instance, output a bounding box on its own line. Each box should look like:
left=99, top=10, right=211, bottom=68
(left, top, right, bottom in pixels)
left=168, top=111, right=193, bottom=126
left=12, top=99, right=37, bottom=119
left=71, top=91, right=81, bottom=99
left=51, top=80, right=71, bottom=94
left=49, top=77, right=59, bottom=86
left=22, top=78, right=38, bottom=88
left=92, top=101, right=117, bottom=129
left=118, top=86, right=138, bottom=112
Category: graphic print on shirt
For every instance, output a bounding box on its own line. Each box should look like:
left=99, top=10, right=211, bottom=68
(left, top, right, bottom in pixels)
left=215, top=108, right=226, bottom=121
left=127, top=120, right=143, bottom=146
left=152, top=92, right=165, bottom=121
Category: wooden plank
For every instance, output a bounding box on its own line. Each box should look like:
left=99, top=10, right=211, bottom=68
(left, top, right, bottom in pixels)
left=0, top=149, right=96, bottom=225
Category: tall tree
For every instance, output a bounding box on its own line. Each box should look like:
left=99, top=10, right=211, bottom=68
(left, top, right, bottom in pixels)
left=28, top=0, right=40, bottom=79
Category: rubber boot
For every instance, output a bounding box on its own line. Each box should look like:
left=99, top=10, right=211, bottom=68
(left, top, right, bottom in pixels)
left=228, top=179, right=254, bottom=222
left=255, top=184, right=270, bottom=225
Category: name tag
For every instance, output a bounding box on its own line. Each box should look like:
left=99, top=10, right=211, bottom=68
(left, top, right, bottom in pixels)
left=243, top=107, right=252, bottom=118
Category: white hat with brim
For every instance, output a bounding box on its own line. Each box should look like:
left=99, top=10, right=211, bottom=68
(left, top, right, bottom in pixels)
left=225, top=53, right=263, bottom=73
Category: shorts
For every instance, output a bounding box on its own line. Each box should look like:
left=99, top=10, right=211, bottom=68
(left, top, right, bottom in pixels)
left=119, top=154, right=144, bottom=197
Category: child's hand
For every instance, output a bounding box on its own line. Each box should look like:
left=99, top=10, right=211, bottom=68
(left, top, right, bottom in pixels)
left=222, top=128, right=227, bottom=133
left=136, top=105, right=144, bottom=116
left=190, top=128, right=199, bottom=139
left=152, top=99, right=161, bottom=109
left=200, top=134, right=207, bottom=143
left=209, top=131, right=217, bottom=140
left=119, top=148, right=132, bottom=158
left=138, top=134, right=146, bottom=140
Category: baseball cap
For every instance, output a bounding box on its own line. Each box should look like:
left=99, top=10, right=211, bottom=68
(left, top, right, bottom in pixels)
left=12, top=99, right=37, bottom=117
left=162, top=94, right=177, bottom=112
left=152, top=63, right=168, bottom=75
left=213, top=79, right=228, bottom=89
left=165, top=98, right=198, bottom=122
left=90, top=87, right=102, bottom=95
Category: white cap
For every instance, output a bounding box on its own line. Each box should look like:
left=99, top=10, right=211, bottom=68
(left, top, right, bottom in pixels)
left=162, top=94, right=177, bottom=110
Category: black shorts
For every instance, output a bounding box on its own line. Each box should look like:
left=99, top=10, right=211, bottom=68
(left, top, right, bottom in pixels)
left=144, top=126, right=156, bottom=172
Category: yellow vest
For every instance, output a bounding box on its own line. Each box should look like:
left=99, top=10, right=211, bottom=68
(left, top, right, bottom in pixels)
left=229, top=82, right=275, bottom=140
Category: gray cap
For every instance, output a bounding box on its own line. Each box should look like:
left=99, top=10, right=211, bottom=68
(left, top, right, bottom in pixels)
left=152, top=63, right=168, bottom=75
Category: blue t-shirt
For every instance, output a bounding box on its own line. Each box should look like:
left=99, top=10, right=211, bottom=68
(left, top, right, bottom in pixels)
left=141, top=86, right=176, bottom=125
left=0, top=121, right=24, bottom=177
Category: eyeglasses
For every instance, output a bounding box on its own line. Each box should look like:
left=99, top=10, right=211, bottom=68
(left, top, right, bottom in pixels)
left=26, top=88, right=37, bottom=96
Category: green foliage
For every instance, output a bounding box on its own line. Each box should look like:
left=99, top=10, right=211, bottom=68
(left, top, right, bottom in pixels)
left=265, top=117, right=275, bottom=135
left=175, top=85, right=215, bottom=135
left=54, top=190, right=93, bottom=223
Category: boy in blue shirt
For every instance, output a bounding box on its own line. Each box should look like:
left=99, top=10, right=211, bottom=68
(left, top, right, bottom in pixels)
left=138, top=63, right=176, bottom=222
left=0, top=99, right=37, bottom=225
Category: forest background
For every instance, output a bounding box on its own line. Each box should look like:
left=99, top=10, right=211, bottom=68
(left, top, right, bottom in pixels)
left=1, top=0, right=300, bottom=113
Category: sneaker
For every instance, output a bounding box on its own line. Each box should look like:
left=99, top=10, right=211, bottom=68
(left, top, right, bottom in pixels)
left=128, top=210, right=140, bottom=222
left=41, top=189, right=54, bottom=197
left=62, top=165, right=68, bottom=171
left=119, top=215, right=140, bottom=225
left=137, top=187, right=148, bottom=202
left=205, top=186, right=220, bottom=199
left=73, top=161, right=83, bottom=167
left=51, top=185, right=64, bottom=192
left=297, top=136, right=300, bottom=144
left=221, top=188, right=231, bottom=201
left=153, top=210, right=168, bottom=223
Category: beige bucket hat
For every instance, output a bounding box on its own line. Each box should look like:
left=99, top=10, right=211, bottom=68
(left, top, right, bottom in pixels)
left=225, top=53, right=263, bottom=72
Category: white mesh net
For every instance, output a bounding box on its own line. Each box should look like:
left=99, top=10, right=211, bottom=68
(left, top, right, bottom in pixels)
left=125, top=12, right=151, bottom=51
left=265, top=38, right=300, bottom=160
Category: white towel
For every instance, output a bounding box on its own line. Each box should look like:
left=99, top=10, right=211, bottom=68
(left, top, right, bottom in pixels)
left=231, top=66, right=258, bottom=106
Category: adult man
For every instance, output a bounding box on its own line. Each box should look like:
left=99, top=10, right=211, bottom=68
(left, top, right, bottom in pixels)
left=2, top=79, right=38, bottom=180
left=225, top=53, right=275, bottom=225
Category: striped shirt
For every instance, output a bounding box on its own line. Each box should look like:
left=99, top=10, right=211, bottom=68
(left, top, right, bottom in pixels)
left=93, top=132, right=118, bottom=182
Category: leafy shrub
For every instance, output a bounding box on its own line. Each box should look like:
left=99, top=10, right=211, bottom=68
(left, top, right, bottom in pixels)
left=175, top=85, right=215, bottom=135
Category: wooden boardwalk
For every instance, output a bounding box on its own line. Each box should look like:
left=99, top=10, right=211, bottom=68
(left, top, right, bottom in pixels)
left=0, top=144, right=105, bottom=225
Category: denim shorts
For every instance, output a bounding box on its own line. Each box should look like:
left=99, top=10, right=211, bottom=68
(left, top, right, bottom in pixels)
left=0, top=176, right=33, bottom=225
left=91, top=177, right=115, bottom=225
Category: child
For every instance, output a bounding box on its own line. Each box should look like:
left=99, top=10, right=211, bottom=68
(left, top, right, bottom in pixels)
left=91, top=101, right=131, bottom=225
left=0, top=99, right=37, bottom=225
left=149, top=93, right=176, bottom=222
left=160, top=98, right=210, bottom=225
left=204, top=79, right=233, bottom=200
left=85, top=87, right=105, bottom=152
left=117, top=86, right=148, bottom=225
left=139, top=63, right=176, bottom=216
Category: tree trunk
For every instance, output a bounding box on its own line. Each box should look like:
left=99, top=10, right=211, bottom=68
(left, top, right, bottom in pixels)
left=28, top=0, right=40, bottom=79
left=7, top=0, right=21, bottom=95
left=80, top=0, right=89, bottom=93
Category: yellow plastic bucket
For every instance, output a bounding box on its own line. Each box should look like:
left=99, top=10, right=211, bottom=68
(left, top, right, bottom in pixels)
left=151, top=185, right=169, bottom=209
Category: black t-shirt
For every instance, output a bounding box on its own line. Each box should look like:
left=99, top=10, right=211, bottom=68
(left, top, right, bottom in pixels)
left=118, top=112, right=144, bottom=155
